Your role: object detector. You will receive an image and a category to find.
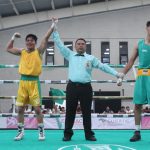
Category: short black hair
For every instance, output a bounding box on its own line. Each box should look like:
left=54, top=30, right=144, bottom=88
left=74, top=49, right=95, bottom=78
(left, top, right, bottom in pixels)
left=25, top=34, right=38, bottom=43
left=75, top=38, right=86, bottom=44
left=146, top=21, right=150, bottom=27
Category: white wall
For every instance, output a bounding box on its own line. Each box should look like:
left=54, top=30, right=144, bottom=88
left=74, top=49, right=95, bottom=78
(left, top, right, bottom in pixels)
left=0, top=5, right=150, bottom=112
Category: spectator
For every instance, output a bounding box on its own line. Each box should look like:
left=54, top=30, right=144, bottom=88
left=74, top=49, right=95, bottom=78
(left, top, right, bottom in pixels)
left=52, top=104, right=60, bottom=114
left=103, top=106, right=114, bottom=114
left=125, top=106, right=133, bottom=114
left=118, top=106, right=126, bottom=114
left=142, top=105, right=150, bottom=113
left=60, top=107, right=66, bottom=114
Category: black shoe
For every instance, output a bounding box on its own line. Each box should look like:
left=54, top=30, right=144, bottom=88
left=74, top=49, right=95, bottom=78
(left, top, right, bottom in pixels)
left=62, top=136, right=71, bottom=141
left=130, top=131, right=141, bottom=142
left=86, top=135, right=97, bottom=141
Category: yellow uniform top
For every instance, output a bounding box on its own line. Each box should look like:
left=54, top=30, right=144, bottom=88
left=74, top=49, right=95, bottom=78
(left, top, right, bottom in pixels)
left=19, top=49, right=42, bottom=76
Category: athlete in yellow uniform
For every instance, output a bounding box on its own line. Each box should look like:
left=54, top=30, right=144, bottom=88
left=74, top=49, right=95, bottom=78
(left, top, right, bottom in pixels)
left=6, top=21, right=56, bottom=141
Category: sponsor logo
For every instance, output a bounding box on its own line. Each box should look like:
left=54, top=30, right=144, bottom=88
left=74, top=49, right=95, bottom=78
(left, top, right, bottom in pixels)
left=58, top=144, right=135, bottom=150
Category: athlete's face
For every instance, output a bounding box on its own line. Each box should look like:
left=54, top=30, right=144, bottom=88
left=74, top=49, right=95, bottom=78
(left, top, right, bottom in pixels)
left=75, top=40, right=86, bottom=54
left=146, top=26, right=150, bottom=36
left=25, top=37, right=36, bottom=50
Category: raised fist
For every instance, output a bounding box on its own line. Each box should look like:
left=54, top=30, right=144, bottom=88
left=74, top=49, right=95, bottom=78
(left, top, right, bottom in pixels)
left=11, top=32, right=21, bottom=41
left=52, top=17, right=58, bottom=24
left=51, top=17, right=58, bottom=30
left=14, top=32, right=21, bottom=38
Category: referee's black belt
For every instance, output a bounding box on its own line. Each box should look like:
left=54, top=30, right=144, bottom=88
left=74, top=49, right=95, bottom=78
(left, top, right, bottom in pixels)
left=68, top=80, right=91, bottom=86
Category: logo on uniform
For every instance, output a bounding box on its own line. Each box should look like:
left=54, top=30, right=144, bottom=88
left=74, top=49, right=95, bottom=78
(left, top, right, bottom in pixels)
left=58, top=144, right=135, bottom=150
left=142, top=49, right=147, bottom=52
left=85, top=61, right=91, bottom=70
left=142, top=69, right=149, bottom=75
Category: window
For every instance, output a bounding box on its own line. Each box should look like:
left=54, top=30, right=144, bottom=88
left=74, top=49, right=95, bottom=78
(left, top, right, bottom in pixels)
left=119, top=42, right=128, bottom=64
left=45, top=41, right=54, bottom=65
left=101, top=42, right=110, bottom=64
left=86, top=41, right=91, bottom=54
left=64, top=41, right=73, bottom=66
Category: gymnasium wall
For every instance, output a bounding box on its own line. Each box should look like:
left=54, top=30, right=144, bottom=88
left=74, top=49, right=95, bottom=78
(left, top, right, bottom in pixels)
left=0, top=5, right=150, bottom=112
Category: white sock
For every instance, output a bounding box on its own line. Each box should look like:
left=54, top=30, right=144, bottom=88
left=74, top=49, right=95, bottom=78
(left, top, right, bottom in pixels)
left=17, top=123, right=24, bottom=132
left=38, top=123, right=44, bottom=133
left=135, top=125, right=140, bottom=131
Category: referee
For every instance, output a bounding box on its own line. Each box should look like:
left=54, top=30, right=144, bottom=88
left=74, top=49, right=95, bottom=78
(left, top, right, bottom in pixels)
left=51, top=18, right=123, bottom=141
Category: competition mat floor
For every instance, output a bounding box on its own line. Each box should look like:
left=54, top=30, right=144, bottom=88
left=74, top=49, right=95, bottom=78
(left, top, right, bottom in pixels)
left=1, top=130, right=149, bottom=150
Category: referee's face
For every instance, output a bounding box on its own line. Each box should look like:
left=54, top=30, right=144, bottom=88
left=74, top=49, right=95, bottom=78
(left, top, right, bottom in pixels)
left=75, top=40, right=86, bottom=54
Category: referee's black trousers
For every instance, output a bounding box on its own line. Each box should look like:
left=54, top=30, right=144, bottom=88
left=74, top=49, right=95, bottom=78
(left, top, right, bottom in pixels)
left=64, top=81, right=95, bottom=138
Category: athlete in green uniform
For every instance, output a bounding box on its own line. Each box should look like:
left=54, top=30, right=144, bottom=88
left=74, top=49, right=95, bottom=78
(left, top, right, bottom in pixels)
left=117, top=21, right=150, bottom=142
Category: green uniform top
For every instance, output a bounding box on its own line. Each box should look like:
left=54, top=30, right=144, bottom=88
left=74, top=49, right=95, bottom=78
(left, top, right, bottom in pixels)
left=138, top=39, right=150, bottom=69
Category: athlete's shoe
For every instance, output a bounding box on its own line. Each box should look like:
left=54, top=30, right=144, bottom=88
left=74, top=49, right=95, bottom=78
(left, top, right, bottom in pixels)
left=130, top=131, right=141, bottom=142
left=39, top=132, right=45, bottom=141
left=14, top=131, right=24, bottom=141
